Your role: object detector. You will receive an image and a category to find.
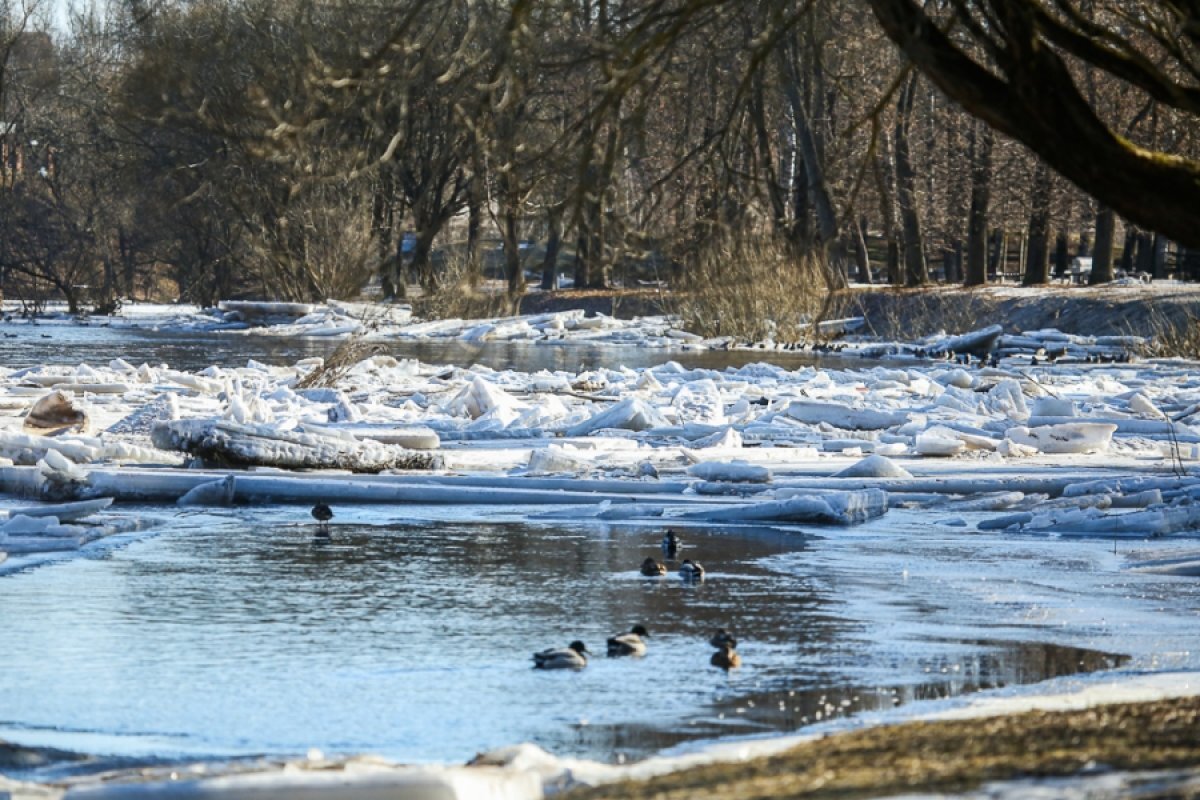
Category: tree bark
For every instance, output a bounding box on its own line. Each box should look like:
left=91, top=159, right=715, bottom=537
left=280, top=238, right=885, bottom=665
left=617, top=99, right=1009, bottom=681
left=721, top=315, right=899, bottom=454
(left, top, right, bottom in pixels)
left=410, top=223, right=440, bottom=293
left=1152, top=234, right=1168, bottom=280
left=1134, top=232, right=1154, bottom=276
left=780, top=37, right=848, bottom=290
left=465, top=173, right=484, bottom=288
left=1090, top=206, right=1116, bottom=284
left=853, top=216, right=872, bottom=284
left=873, top=147, right=902, bottom=285
left=942, top=246, right=960, bottom=284
left=988, top=229, right=1003, bottom=279
left=1119, top=228, right=1137, bottom=275
left=1054, top=231, right=1070, bottom=278
left=965, top=122, right=993, bottom=286
left=895, top=73, right=928, bottom=286
left=1023, top=161, right=1052, bottom=285
left=540, top=204, right=563, bottom=290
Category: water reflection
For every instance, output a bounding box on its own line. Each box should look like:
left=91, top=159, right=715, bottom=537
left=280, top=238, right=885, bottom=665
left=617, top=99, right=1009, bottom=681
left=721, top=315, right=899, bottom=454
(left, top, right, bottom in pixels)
left=0, top=518, right=1124, bottom=773
left=0, top=320, right=845, bottom=372
left=564, top=642, right=1126, bottom=758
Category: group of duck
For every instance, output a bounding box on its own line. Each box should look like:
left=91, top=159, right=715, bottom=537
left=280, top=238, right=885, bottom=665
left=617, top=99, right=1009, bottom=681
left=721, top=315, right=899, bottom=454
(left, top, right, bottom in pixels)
left=306, top=507, right=742, bottom=672
left=532, top=626, right=742, bottom=671
left=533, top=530, right=744, bottom=671
left=640, top=530, right=705, bottom=581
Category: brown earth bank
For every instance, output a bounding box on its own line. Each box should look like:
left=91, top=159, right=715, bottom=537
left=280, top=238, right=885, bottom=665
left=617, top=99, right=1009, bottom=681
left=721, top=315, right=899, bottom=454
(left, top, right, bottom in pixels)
left=518, top=285, right=1200, bottom=340
left=568, top=697, right=1200, bottom=800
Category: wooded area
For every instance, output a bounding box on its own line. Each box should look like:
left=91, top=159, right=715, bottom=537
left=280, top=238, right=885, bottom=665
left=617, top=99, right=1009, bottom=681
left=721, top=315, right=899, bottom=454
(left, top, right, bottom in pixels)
left=1, top=0, right=1198, bottom=313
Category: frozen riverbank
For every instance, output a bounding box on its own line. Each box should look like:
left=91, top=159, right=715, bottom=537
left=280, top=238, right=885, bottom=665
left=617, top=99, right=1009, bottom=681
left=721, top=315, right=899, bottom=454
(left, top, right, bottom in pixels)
left=4, top=668, right=1198, bottom=798
left=13, top=281, right=1200, bottom=354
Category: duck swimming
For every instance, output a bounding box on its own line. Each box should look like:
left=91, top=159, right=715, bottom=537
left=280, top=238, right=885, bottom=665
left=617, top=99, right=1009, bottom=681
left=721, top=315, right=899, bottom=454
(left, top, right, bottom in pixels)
left=709, top=628, right=738, bottom=649
left=661, top=529, right=680, bottom=558
left=533, top=640, right=589, bottom=669
left=640, top=557, right=667, bottom=576
left=679, top=559, right=705, bottom=580
left=710, top=643, right=742, bottom=670
left=607, top=624, right=649, bottom=657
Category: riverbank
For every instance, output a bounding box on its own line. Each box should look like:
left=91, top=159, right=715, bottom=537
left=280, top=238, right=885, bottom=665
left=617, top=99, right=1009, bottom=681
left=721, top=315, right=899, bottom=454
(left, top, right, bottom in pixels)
left=570, top=692, right=1200, bottom=799
left=5, top=671, right=1199, bottom=799
left=519, top=282, right=1200, bottom=341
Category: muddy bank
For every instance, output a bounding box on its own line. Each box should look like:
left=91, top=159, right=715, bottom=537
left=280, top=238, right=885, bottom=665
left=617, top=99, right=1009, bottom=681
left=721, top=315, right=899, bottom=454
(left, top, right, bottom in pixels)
left=839, top=285, right=1200, bottom=340
left=570, top=696, right=1200, bottom=800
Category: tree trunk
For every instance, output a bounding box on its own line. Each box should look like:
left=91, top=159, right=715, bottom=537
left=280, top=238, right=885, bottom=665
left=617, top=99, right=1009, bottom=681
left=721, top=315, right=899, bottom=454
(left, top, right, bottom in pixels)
left=987, top=229, right=1003, bottom=279
left=1023, top=161, right=1052, bottom=285
left=792, top=150, right=813, bottom=246
left=895, top=73, right=928, bottom=286
left=465, top=174, right=484, bottom=288
left=540, top=205, right=563, bottom=290
left=1180, top=246, right=1200, bottom=281
left=1152, top=234, right=1168, bottom=280
left=119, top=227, right=136, bottom=298
left=942, top=246, right=959, bottom=284
left=1054, top=231, right=1070, bottom=278
left=780, top=40, right=848, bottom=290
left=1118, top=227, right=1137, bottom=275
left=411, top=225, right=439, bottom=293
left=382, top=249, right=405, bottom=301
left=373, top=172, right=400, bottom=300
left=501, top=202, right=524, bottom=300
left=965, top=122, right=993, bottom=286
left=1090, top=205, right=1116, bottom=284
left=853, top=216, right=872, bottom=284
left=873, top=144, right=902, bottom=285
left=1134, top=232, right=1154, bottom=276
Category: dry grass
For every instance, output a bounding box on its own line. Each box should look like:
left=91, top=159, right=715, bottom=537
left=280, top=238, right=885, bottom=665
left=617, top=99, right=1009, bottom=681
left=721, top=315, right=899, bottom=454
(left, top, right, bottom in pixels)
left=1141, top=304, right=1200, bottom=358
left=842, top=287, right=994, bottom=340
left=294, top=334, right=384, bottom=389
left=666, top=236, right=830, bottom=343
left=412, top=251, right=520, bottom=320
left=570, top=696, right=1200, bottom=800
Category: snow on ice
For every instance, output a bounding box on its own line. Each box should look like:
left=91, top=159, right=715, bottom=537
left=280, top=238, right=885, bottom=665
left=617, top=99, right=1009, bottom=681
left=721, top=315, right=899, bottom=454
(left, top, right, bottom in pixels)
left=0, top=308, right=1194, bottom=564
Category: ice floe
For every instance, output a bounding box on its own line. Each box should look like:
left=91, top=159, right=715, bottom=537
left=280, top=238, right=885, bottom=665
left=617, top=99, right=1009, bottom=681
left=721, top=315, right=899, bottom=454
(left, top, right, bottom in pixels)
left=0, top=311, right=1198, bottom=574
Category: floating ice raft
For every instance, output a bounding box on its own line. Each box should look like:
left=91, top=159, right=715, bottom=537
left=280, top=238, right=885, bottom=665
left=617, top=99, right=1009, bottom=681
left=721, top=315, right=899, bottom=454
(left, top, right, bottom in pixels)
left=150, top=419, right=443, bottom=473
left=677, top=489, right=888, bottom=525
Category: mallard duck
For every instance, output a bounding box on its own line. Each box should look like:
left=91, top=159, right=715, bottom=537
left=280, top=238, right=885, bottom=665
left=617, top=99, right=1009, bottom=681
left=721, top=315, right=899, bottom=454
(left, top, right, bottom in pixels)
left=606, top=624, right=649, bottom=657
left=661, top=529, right=680, bottom=558
left=710, top=644, right=742, bottom=670
left=311, top=502, right=333, bottom=534
left=533, top=640, right=589, bottom=669
left=640, top=557, right=667, bottom=576
left=679, top=559, right=705, bottom=580
left=709, top=628, right=738, bottom=649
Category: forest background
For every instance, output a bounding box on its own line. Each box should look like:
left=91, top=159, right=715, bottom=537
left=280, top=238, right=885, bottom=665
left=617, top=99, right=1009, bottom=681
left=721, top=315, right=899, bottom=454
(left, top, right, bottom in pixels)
left=2, top=0, right=1198, bottom=340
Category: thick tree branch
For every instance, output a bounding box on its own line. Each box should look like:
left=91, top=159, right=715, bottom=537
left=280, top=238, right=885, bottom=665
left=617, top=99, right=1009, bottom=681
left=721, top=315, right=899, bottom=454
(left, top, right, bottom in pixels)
left=866, top=0, right=1200, bottom=248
